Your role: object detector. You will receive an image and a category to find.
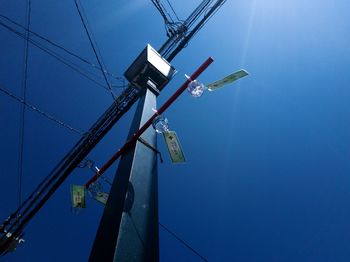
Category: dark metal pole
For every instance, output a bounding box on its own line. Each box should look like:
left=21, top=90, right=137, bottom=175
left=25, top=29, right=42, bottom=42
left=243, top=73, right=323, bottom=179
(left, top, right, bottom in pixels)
left=85, top=57, right=214, bottom=187
left=89, top=89, right=158, bottom=261
left=89, top=58, right=213, bottom=261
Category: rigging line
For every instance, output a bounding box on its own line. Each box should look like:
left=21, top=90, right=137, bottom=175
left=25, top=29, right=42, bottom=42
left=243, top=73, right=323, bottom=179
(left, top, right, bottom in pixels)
left=0, top=13, right=123, bottom=82
left=74, top=0, right=117, bottom=100
left=0, top=21, right=112, bottom=91
left=159, top=222, right=208, bottom=262
left=17, top=0, right=31, bottom=210
left=0, top=86, right=84, bottom=135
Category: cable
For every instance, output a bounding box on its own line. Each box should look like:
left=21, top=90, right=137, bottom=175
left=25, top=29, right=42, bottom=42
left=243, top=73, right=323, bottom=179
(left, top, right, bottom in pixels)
left=1, top=1, right=226, bottom=255
left=165, top=0, right=181, bottom=21
left=128, top=213, right=146, bottom=249
left=159, top=222, right=208, bottom=262
left=151, top=0, right=186, bottom=38
left=157, top=0, right=215, bottom=59
left=76, top=3, right=112, bottom=84
left=151, top=0, right=171, bottom=23
left=74, top=0, right=117, bottom=100
left=0, top=85, right=84, bottom=135
left=158, top=1, right=175, bottom=24
left=0, top=13, right=123, bottom=82
left=17, top=0, right=31, bottom=210
left=0, top=20, right=114, bottom=91
left=189, top=0, right=227, bottom=41
left=164, top=0, right=226, bottom=62
left=0, top=85, right=140, bottom=250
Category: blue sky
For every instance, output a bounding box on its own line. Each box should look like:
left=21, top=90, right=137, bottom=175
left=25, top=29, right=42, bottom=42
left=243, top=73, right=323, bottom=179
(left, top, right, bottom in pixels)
left=1, top=0, right=350, bottom=261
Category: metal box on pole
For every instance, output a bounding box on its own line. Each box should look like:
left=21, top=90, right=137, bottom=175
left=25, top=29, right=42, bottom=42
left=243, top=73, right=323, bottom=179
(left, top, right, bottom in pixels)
left=124, top=44, right=176, bottom=95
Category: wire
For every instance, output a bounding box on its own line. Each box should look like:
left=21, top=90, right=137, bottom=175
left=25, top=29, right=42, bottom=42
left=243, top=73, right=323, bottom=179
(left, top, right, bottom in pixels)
left=165, top=0, right=181, bottom=21
left=157, top=0, right=215, bottom=59
left=128, top=213, right=146, bottom=249
left=151, top=0, right=171, bottom=23
left=17, top=0, right=31, bottom=210
left=0, top=20, right=115, bottom=91
left=190, top=0, right=227, bottom=40
left=159, top=222, right=208, bottom=262
left=164, top=0, right=226, bottom=61
left=0, top=1, right=226, bottom=255
left=158, top=1, right=175, bottom=24
left=0, top=85, right=140, bottom=248
left=0, top=85, right=84, bottom=135
left=151, top=0, right=188, bottom=39
left=74, top=0, right=117, bottom=100
left=76, top=3, right=112, bottom=83
left=0, top=13, right=123, bottom=82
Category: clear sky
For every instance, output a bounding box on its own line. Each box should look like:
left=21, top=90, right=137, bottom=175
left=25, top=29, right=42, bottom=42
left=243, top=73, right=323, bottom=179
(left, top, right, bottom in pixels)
left=1, top=0, right=350, bottom=261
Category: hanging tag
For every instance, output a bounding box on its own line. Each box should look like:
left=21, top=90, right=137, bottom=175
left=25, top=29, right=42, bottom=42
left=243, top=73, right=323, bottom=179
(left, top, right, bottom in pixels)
left=71, top=185, right=86, bottom=209
left=163, top=131, right=186, bottom=163
left=94, top=191, right=109, bottom=205
left=207, top=69, right=248, bottom=91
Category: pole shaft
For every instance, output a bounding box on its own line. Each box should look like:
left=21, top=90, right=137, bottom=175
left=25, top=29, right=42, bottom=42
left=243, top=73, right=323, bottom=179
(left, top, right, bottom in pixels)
left=85, top=57, right=214, bottom=188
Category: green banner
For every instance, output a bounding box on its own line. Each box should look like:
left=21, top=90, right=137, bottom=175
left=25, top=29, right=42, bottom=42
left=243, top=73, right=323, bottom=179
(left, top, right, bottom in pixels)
left=163, top=131, right=186, bottom=163
left=71, top=185, right=86, bottom=208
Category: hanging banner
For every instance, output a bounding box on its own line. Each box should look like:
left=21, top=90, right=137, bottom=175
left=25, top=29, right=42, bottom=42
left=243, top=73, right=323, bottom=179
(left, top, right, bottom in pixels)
left=71, top=185, right=86, bottom=208
left=163, top=131, right=186, bottom=163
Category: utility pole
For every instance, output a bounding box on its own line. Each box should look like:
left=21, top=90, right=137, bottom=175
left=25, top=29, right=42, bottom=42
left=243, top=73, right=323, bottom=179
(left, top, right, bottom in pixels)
left=89, top=55, right=214, bottom=261
left=89, top=88, right=159, bottom=261
left=0, top=0, right=226, bottom=258
left=89, top=1, right=227, bottom=261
